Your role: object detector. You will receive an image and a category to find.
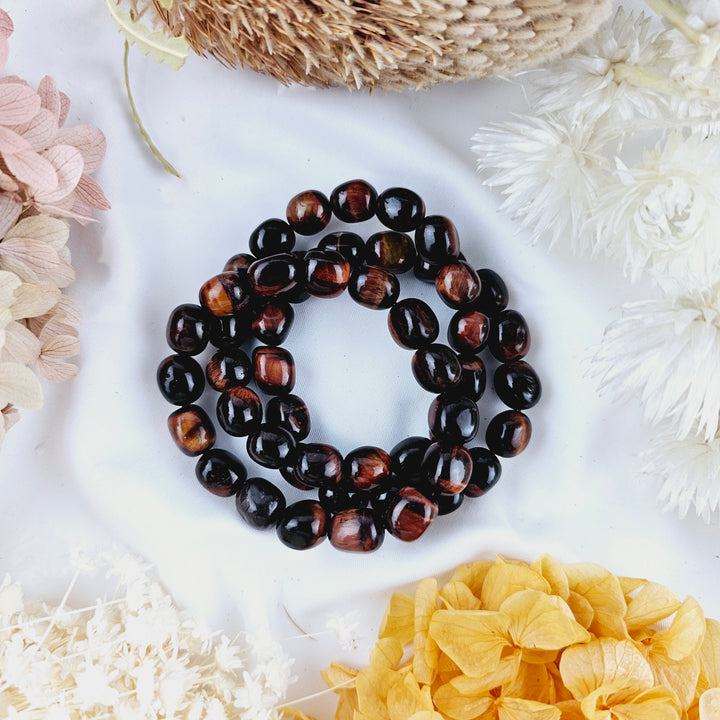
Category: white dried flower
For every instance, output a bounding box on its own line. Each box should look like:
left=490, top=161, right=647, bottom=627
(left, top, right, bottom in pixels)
left=326, top=611, right=360, bottom=651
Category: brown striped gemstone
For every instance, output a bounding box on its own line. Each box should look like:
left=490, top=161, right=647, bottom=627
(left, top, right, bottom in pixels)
left=199, top=272, right=250, bottom=317
left=329, top=508, right=384, bottom=552
left=253, top=346, right=295, bottom=394
left=386, top=487, right=438, bottom=541
left=435, top=261, right=481, bottom=308
left=167, top=405, right=216, bottom=456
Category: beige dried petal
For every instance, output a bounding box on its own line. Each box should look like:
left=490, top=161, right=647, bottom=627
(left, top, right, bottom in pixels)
left=74, top=174, right=111, bottom=211
left=0, top=268, right=21, bottom=305
left=5, top=214, right=70, bottom=249
left=37, top=75, right=61, bottom=120
left=41, top=333, right=79, bottom=359
left=34, top=144, right=84, bottom=203
left=1, top=402, right=20, bottom=429
left=0, top=194, right=22, bottom=237
left=35, top=317, right=79, bottom=341
left=0, top=237, right=61, bottom=281
left=56, top=125, right=107, bottom=174
left=1, top=320, right=42, bottom=364
left=36, top=356, right=78, bottom=383
left=0, top=169, right=19, bottom=192
left=10, top=107, right=58, bottom=151
left=47, top=259, right=75, bottom=288
left=54, top=295, right=81, bottom=325
left=0, top=360, right=43, bottom=408
left=10, top=281, right=62, bottom=319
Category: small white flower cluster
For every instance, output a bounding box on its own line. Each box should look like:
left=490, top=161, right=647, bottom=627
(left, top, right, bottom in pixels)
left=472, top=2, right=720, bottom=521
left=0, top=552, right=296, bottom=719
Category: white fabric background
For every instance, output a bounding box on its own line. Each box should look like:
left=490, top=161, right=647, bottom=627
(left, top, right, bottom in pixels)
left=0, top=0, right=718, bottom=715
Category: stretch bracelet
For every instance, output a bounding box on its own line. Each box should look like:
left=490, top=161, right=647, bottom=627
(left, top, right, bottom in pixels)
left=157, top=180, right=541, bottom=553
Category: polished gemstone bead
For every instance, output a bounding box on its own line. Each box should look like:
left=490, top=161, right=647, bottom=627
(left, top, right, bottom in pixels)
left=285, top=251, right=311, bottom=304
left=235, top=477, right=286, bottom=528
left=276, top=500, right=327, bottom=550
left=199, top=272, right=251, bottom=317
left=385, top=487, right=438, bottom=541
left=195, top=448, right=247, bottom=497
left=486, top=410, right=531, bottom=457
left=331, top=179, right=377, bottom=223
left=389, top=436, right=432, bottom=482
left=329, top=508, right=384, bottom=552
left=388, top=298, right=439, bottom=350
left=489, top=309, right=531, bottom=361
left=369, top=484, right=400, bottom=515
left=206, top=349, right=252, bottom=391
left=279, top=465, right=313, bottom=490
left=286, top=190, right=331, bottom=235
left=376, top=187, right=425, bottom=232
left=216, top=386, right=262, bottom=437
left=318, top=232, right=366, bottom=268
left=428, top=392, right=479, bottom=443
left=412, top=344, right=462, bottom=392
left=415, top=215, right=460, bottom=264
left=474, top=268, right=509, bottom=316
left=348, top=266, right=400, bottom=309
left=365, top=231, right=416, bottom=273
left=265, top=394, right=311, bottom=440
left=166, top=303, right=211, bottom=355
left=437, top=491, right=464, bottom=516
left=457, top=356, right=487, bottom=401
left=304, top=249, right=351, bottom=298
left=318, top=483, right=352, bottom=513
left=246, top=424, right=295, bottom=469
left=413, top=255, right=441, bottom=283
left=343, top=446, right=392, bottom=492
left=435, top=262, right=481, bottom=308
left=168, top=405, right=216, bottom=456
left=247, top=253, right=303, bottom=298
left=157, top=354, right=205, bottom=405
left=448, top=308, right=490, bottom=355
left=209, top=311, right=253, bottom=349
left=494, top=360, right=541, bottom=410
left=249, top=218, right=296, bottom=257
left=294, top=443, right=343, bottom=487
left=422, top=442, right=473, bottom=494
left=251, top=301, right=294, bottom=345
left=223, top=252, right=255, bottom=274
left=252, top=346, right=295, bottom=395
left=463, top=447, right=502, bottom=497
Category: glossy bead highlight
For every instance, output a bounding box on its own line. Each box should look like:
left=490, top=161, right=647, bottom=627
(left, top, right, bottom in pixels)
left=168, top=405, right=216, bottom=456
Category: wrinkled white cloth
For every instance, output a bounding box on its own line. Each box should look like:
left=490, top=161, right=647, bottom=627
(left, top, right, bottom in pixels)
left=0, top=1, right=717, bottom=715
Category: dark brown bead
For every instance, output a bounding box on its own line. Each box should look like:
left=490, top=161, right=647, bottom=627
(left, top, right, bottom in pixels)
left=331, top=179, right=377, bottom=223
left=414, top=255, right=441, bottom=283
left=437, top=491, right=464, bottom=516
left=223, top=252, right=255, bottom=274
left=266, top=394, right=311, bottom=440
left=343, top=446, right=392, bottom=492
left=464, top=447, right=502, bottom=497
left=157, top=354, right=205, bottom=405
left=304, top=250, right=351, bottom=298
left=436, top=262, right=481, bottom=308
left=348, top=266, right=400, bottom=309
left=168, top=405, right=216, bottom=456
left=318, top=232, right=366, bottom=268
left=494, top=360, right=541, bottom=410
left=208, top=309, right=253, bottom=349
left=276, top=500, right=327, bottom=550
left=199, top=272, right=251, bottom=317
left=428, top=393, right=479, bottom=443
left=295, top=443, right=343, bottom=487
left=448, top=308, right=490, bottom=355
left=249, top=218, right=295, bottom=257
left=280, top=465, right=313, bottom=490
left=329, top=508, right=384, bottom=552
left=216, top=386, right=262, bottom=437
left=389, top=436, right=432, bottom=482
left=489, top=309, right=531, bottom=361
left=485, top=410, right=531, bottom=457
left=365, top=231, right=416, bottom=273
left=412, top=344, right=462, bottom=393
left=195, top=448, right=247, bottom=497
left=422, top=442, right=473, bottom=494
left=385, top=487, right=438, bottom=541
left=388, top=298, right=439, bottom=350
left=415, top=215, right=460, bottom=264
left=246, top=424, right=295, bottom=469
left=252, top=301, right=294, bottom=345
left=286, top=190, right=331, bottom=235
left=474, top=268, right=509, bottom=316
left=457, top=356, right=487, bottom=401
left=246, top=253, right=303, bottom=298
left=166, top=304, right=211, bottom=355
left=236, top=477, right=286, bottom=528
left=253, top=346, right=295, bottom=395
left=376, top=187, right=425, bottom=232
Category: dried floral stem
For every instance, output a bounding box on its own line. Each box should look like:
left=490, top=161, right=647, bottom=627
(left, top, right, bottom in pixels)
left=281, top=677, right=355, bottom=707
left=644, top=0, right=702, bottom=44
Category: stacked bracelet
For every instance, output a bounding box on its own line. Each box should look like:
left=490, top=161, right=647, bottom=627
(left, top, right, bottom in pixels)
left=157, top=180, right=541, bottom=553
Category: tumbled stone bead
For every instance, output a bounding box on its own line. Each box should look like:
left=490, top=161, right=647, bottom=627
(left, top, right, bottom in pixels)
left=494, top=360, right=542, bottom=410
left=285, top=251, right=311, bottom=304
left=304, top=249, right=351, bottom=298
left=385, top=487, right=438, bottom=541
left=348, top=266, right=400, bottom=309
left=166, top=303, right=211, bottom=355
left=199, top=272, right=251, bottom=317
left=343, top=446, right=392, bottom=492
left=294, top=443, right=343, bottom=487
left=457, top=356, right=487, bottom=401
left=195, top=448, right=247, bottom=497
left=286, top=190, right=331, bottom=235
left=253, top=346, right=295, bottom=395
left=331, top=179, right=377, bottom=223
left=365, top=231, right=416, bottom=273
left=318, top=483, right=353, bottom=514
left=448, top=308, right=490, bottom=355
left=414, top=255, right=441, bottom=283
left=415, top=215, right=460, bottom=264
left=247, top=253, right=303, bottom=298
left=157, top=354, right=205, bottom=405
left=436, top=262, right=481, bottom=308
left=280, top=465, right=313, bottom=491
left=389, top=436, right=432, bottom=482
left=265, top=394, right=311, bottom=440
left=223, top=252, right=255, bottom=274
left=422, top=442, right=473, bottom=494
left=246, top=424, right=295, bottom=469
left=249, top=218, right=296, bottom=257
left=486, top=410, right=531, bottom=457
left=276, top=500, right=327, bottom=550
left=428, top=392, right=479, bottom=443
left=208, top=309, right=252, bottom=350
left=318, top=232, right=366, bottom=268
left=376, top=187, right=425, bottom=232
left=388, top=298, right=439, bottom=350
left=216, top=386, right=262, bottom=437
left=463, top=447, right=502, bottom=497
left=437, top=491, right=464, bottom=516
left=369, top=484, right=400, bottom=516
left=412, top=344, right=462, bottom=393
left=252, top=301, right=294, bottom=346
left=474, top=268, right=509, bottom=316
left=329, top=508, right=384, bottom=552
left=489, top=309, right=531, bottom=361
left=168, top=405, right=216, bottom=456
left=206, top=349, right=252, bottom=391
left=235, top=477, right=286, bottom=528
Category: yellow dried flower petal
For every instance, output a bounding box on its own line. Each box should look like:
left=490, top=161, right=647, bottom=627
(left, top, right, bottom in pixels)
left=651, top=652, right=700, bottom=710
left=433, top=681, right=495, bottom=720
left=531, top=555, right=570, bottom=601
left=651, top=597, right=705, bottom=662
left=497, top=695, right=561, bottom=720
left=436, top=651, right=463, bottom=684
left=699, top=688, right=720, bottom=720
left=321, top=662, right=358, bottom=691
left=387, top=673, right=434, bottom=720
left=370, top=637, right=404, bottom=669
left=440, top=582, right=482, bottom=611
left=698, top=619, right=720, bottom=692
left=502, top=661, right=557, bottom=704
left=618, top=576, right=648, bottom=599
left=413, top=578, right=439, bottom=685
left=580, top=682, right=682, bottom=720
left=625, top=582, right=682, bottom=632
left=566, top=591, right=595, bottom=630
left=482, top=558, right=551, bottom=611
left=449, top=559, right=494, bottom=597
left=379, top=592, right=415, bottom=647
left=356, top=663, right=401, bottom=720
left=280, top=707, right=316, bottom=720
left=333, top=687, right=359, bottom=720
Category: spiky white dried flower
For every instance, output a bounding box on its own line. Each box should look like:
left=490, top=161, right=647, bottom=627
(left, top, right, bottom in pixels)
left=326, top=612, right=360, bottom=652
